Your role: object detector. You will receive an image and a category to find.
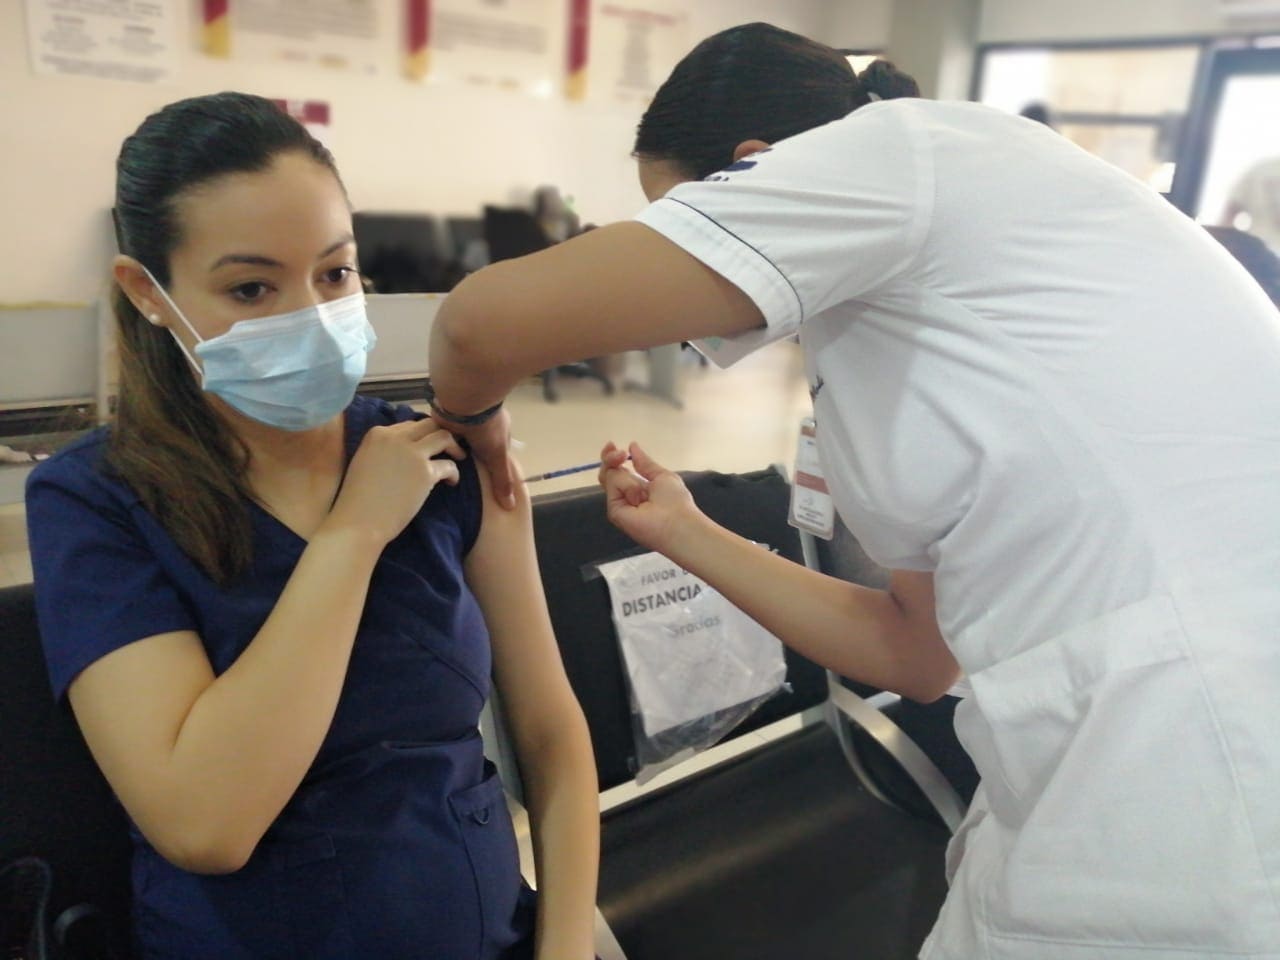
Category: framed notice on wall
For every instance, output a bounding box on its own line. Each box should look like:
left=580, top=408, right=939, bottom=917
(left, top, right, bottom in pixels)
left=201, top=0, right=392, bottom=75
left=403, top=0, right=557, bottom=96
left=582, top=1, right=689, bottom=104
left=24, top=0, right=177, bottom=83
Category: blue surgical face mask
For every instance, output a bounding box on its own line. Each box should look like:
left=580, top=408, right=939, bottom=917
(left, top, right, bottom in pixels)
left=144, top=271, right=376, bottom=432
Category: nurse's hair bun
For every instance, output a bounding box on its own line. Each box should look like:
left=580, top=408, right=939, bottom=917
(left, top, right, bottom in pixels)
left=856, top=59, right=920, bottom=101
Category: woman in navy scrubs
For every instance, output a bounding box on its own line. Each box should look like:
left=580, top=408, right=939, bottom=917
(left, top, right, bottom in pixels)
left=25, top=93, right=599, bottom=960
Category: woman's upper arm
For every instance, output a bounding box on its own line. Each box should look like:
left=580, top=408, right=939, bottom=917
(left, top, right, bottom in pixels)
left=463, top=465, right=580, bottom=736
left=68, top=630, right=216, bottom=840
left=26, top=463, right=216, bottom=848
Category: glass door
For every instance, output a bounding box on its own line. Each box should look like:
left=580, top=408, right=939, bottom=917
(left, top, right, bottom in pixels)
left=1171, top=44, right=1280, bottom=251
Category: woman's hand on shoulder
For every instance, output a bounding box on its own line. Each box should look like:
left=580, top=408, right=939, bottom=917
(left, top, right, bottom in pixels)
left=326, top=418, right=465, bottom=547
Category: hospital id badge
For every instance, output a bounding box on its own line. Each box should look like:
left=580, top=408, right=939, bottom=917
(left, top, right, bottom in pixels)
left=789, top=418, right=835, bottom=540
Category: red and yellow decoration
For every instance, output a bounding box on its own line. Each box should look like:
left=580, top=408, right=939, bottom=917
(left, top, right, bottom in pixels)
left=201, top=0, right=231, bottom=58
left=405, top=0, right=431, bottom=81
left=565, top=0, right=589, bottom=100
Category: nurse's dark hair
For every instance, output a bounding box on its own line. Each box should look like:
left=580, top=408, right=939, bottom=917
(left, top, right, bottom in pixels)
left=634, top=23, right=920, bottom=181
left=109, top=92, right=342, bottom=584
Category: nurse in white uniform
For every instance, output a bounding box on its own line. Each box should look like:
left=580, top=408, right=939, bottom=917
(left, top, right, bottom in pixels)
left=427, top=23, right=1280, bottom=958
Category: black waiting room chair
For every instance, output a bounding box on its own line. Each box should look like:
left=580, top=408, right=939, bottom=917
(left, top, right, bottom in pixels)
left=505, top=466, right=966, bottom=959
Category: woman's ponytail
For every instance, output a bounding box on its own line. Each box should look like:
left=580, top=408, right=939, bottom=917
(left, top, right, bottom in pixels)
left=856, top=59, right=920, bottom=101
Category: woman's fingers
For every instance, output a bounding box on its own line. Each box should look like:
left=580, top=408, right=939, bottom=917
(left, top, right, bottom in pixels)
left=628, top=442, right=667, bottom=481
left=625, top=483, right=647, bottom=507
left=415, top=424, right=467, bottom=461
left=599, top=439, right=660, bottom=512
left=430, top=457, right=462, bottom=487
left=602, top=461, right=648, bottom=505
left=600, top=442, right=629, bottom=466
left=598, top=441, right=632, bottom=484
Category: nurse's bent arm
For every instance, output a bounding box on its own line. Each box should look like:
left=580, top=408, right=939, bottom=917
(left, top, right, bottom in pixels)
left=427, top=222, right=766, bottom=501
left=601, top=444, right=962, bottom=704
left=465, top=463, right=600, bottom=960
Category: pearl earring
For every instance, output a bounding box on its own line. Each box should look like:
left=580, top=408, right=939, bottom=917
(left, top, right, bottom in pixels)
left=147, top=313, right=162, bottom=325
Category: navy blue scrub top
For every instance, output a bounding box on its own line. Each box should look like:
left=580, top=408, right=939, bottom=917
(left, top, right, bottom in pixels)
left=25, top=396, right=535, bottom=960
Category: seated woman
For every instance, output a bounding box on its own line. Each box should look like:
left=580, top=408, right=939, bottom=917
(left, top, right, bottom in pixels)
left=25, top=92, right=598, bottom=960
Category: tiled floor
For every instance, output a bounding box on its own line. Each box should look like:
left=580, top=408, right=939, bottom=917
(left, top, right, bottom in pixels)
left=0, top=342, right=811, bottom=587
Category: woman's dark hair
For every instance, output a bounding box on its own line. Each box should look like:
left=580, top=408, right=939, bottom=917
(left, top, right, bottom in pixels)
left=110, top=92, right=342, bottom=584
left=634, top=23, right=919, bottom=180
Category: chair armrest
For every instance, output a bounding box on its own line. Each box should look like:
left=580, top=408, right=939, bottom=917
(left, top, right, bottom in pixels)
left=825, top=675, right=967, bottom=833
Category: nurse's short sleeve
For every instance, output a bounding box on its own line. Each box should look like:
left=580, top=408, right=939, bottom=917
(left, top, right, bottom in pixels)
left=635, top=102, right=933, bottom=367
left=25, top=453, right=196, bottom=701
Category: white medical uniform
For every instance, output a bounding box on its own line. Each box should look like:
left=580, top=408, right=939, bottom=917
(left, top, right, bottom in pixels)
left=636, top=99, right=1280, bottom=958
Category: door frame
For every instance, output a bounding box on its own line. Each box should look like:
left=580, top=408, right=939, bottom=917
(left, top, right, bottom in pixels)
left=1169, top=43, right=1280, bottom=215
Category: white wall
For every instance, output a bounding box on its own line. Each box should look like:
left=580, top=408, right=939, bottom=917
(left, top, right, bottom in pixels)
left=14, top=0, right=1279, bottom=306
left=979, top=0, right=1280, bottom=43
left=0, top=0, right=826, bottom=303
left=821, top=0, right=893, bottom=50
